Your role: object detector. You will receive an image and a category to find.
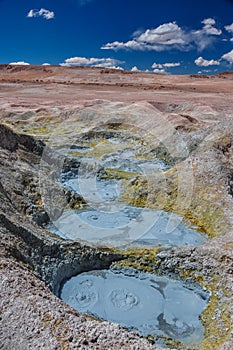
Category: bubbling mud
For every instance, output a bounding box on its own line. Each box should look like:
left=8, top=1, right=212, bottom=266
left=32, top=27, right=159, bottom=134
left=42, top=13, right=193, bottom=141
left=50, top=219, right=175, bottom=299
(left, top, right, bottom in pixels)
left=47, top=130, right=207, bottom=248
left=50, top=205, right=207, bottom=248
left=60, top=269, right=210, bottom=345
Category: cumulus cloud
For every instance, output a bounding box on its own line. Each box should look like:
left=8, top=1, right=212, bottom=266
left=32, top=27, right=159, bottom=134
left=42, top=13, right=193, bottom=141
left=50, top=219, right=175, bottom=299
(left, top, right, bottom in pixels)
left=202, top=18, right=215, bottom=26
left=102, top=22, right=188, bottom=52
left=42, top=63, right=51, bottom=66
left=153, top=68, right=166, bottom=74
left=201, top=18, right=222, bottom=35
left=225, top=23, right=233, bottom=33
left=102, top=40, right=143, bottom=51
left=225, top=23, right=233, bottom=42
left=27, top=8, right=55, bottom=20
left=194, top=56, right=220, bottom=67
left=60, top=56, right=124, bottom=69
left=102, top=18, right=222, bottom=52
left=152, top=62, right=180, bottom=69
left=9, top=61, right=30, bottom=65
left=131, top=66, right=140, bottom=72
left=136, top=22, right=186, bottom=46
left=221, top=49, right=233, bottom=63
left=191, top=18, right=222, bottom=51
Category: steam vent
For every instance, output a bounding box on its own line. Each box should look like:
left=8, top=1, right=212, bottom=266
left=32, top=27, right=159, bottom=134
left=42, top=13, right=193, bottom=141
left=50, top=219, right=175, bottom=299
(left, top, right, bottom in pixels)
left=0, top=65, right=233, bottom=350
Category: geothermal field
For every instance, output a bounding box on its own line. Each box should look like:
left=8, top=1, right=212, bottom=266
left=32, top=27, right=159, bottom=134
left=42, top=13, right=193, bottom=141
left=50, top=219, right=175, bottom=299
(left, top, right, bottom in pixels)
left=0, top=64, right=233, bottom=350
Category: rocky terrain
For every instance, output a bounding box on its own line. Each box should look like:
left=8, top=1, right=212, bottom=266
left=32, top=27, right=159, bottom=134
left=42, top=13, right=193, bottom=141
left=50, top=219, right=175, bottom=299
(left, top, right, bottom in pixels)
left=0, top=65, right=233, bottom=350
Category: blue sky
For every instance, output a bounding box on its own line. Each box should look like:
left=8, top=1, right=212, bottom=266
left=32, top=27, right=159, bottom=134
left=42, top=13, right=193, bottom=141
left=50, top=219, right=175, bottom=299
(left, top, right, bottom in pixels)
left=1, top=0, right=233, bottom=74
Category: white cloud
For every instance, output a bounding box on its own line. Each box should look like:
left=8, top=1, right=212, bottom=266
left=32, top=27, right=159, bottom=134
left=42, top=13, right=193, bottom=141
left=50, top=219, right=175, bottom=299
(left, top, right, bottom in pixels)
left=151, top=62, right=180, bottom=74
left=60, top=56, right=124, bottom=69
left=102, top=18, right=222, bottom=52
left=153, top=68, right=166, bottom=74
left=152, top=62, right=180, bottom=69
left=102, top=22, right=189, bottom=51
left=27, top=8, right=55, bottom=20
left=27, top=10, right=35, bottom=18
left=131, top=66, right=140, bottom=72
left=194, top=56, right=220, bottom=66
left=197, top=69, right=218, bottom=74
left=136, top=22, right=186, bottom=46
left=202, top=18, right=215, bottom=26
left=102, top=40, right=147, bottom=51
left=221, top=49, right=233, bottom=64
left=225, top=23, right=233, bottom=33
left=198, top=70, right=211, bottom=74
left=42, top=63, right=51, bottom=66
left=9, top=61, right=30, bottom=65
left=201, top=18, right=222, bottom=35
left=191, top=18, right=222, bottom=51
left=225, top=23, right=233, bottom=42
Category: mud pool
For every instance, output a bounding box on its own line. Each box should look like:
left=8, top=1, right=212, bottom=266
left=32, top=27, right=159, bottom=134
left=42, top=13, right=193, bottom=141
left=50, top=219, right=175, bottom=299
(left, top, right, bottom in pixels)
left=60, top=269, right=210, bottom=345
left=50, top=206, right=207, bottom=247
left=49, top=152, right=207, bottom=247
